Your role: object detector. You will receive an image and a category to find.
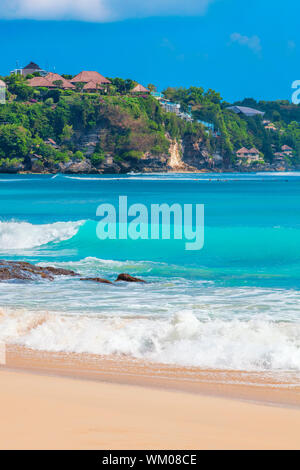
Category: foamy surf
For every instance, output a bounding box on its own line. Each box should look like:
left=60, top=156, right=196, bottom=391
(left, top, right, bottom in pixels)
left=1, top=308, right=300, bottom=373
left=1, top=173, right=300, bottom=382
left=0, top=220, right=85, bottom=250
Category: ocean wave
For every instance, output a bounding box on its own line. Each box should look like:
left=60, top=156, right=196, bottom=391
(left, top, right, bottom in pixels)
left=37, top=256, right=216, bottom=281
left=1, top=308, right=300, bottom=372
left=0, top=220, right=85, bottom=250
left=61, top=173, right=297, bottom=182
left=62, top=175, right=249, bottom=182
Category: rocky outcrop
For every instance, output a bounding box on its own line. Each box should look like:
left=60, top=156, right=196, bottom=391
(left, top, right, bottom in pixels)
left=80, top=277, right=113, bottom=285
left=0, top=162, right=25, bottom=173
left=0, top=260, right=146, bottom=285
left=115, top=273, right=146, bottom=283
left=60, top=159, right=93, bottom=174
left=0, top=260, right=78, bottom=281
left=77, top=126, right=103, bottom=156
left=181, top=135, right=223, bottom=170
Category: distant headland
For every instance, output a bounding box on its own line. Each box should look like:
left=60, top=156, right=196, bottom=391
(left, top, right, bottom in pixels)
left=0, top=61, right=299, bottom=174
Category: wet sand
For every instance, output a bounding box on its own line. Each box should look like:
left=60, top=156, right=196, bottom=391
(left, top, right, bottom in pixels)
left=0, top=345, right=300, bottom=449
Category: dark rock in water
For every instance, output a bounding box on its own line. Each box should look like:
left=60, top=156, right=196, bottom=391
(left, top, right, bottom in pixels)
left=40, top=266, right=78, bottom=277
left=0, top=261, right=146, bottom=285
left=115, top=273, right=146, bottom=283
left=0, top=260, right=78, bottom=282
left=80, top=277, right=113, bottom=285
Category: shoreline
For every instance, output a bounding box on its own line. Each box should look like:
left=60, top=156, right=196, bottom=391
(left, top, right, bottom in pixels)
left=3, top=345, right=300, bottom=409
left=1, top=349, right=300, bottom=449
left=0, top=168, right=299, bottom=175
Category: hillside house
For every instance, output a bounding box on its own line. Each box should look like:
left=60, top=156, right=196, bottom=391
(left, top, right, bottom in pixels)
left=281, top=145, right=293, bottom=156
left=71, top=71, right=111, bottom=90
left=11, top=62, right=47, bottom=77
left=131, top=84, right=150, bottom=94
left=227, top=106, right=265, bottom=117
left=273, top=152, right=285, bottom=162
left=0, top=79, right=6, bottom=104
left=264, top=123, right=277, bottom=131
left=28, top=73, right=74, bottom=90
left=160, top=98, right=181, bottom=114
left=236, top=147, right=261, bottom=164
left=44, top=73, right=75, bottom=89
left=27, top=77, right=55, bottom=88
left=82, top=81, right=99, bottom=92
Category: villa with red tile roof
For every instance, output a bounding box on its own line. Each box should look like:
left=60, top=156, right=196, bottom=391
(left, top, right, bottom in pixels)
left=71, top=71, right=111, bottom=86
left=264, top=123, right=277, bottom=131
left=131, top=84, right=150, bottom=94
left=273, top=152, right=285, bottom=161
left=28, top=73, right=74, bottom=90
left=45, top=73, right=75, bottom=89
left=82, top=81, right=100, bottom=91
left=236, top=147, right=261, bottom=164
left=281, top=145, right=293, bottom=156
left=27, top=76, right=55, bottom=88
left=236, top=147, right=249, bottom=158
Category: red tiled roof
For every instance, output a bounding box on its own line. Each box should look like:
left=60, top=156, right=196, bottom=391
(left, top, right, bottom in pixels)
left=131, top=84, right=150, bottom=93
left=236, top=147, right=249, bottom=154
left=27, top=77, right=55, bottom=88
left=82, top=80, right=99, bottom=90
left=45, top=138, right=57, bottom=145
left=45, top=73, right=75, bottom=89
left=71, top=71, right=111, bottom=85
left=281, top=145, right=293, bottom=151
left=249, top=148, right=259, bottom=154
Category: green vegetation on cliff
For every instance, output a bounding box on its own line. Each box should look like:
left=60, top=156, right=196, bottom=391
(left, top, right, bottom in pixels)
left=164, top=87, right=300, bottom=165
left=0, top=73, right=299, bottom=172
left=0, top=74, right=208, bottom=172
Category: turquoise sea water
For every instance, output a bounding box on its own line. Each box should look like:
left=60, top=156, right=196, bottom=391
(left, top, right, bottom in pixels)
left=0, top=172, right=300, bottom=373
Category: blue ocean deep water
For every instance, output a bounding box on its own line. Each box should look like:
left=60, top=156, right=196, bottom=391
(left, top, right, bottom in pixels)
left=0, top=172, right=300, bottom=373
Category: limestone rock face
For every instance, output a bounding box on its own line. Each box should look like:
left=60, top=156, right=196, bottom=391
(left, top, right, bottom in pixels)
left=63, top=159, right=93, bottom=174
left=168, top=139, right=186, bottom=171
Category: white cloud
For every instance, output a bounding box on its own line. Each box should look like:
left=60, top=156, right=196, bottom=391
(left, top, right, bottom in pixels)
left=230, top=32, right=262, bottom=55
left=0, top=0, right=215, bottom=22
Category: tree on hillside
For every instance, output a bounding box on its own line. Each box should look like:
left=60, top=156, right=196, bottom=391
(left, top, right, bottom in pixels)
left=147, top=84, right=157, bottom=93
left=110, top=78, right=136, bottom=94
left=0, top=125, right=32, bottom=159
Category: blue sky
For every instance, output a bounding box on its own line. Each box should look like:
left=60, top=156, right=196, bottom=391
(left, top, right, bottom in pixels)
left=0, top=0, right=299, bottom=102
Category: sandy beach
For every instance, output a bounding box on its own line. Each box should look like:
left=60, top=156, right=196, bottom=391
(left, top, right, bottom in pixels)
left=1, top=345, right=300, bottom=450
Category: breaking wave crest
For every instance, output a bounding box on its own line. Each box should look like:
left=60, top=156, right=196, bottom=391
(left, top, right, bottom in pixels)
left=0, top=221, right=85, bottom=250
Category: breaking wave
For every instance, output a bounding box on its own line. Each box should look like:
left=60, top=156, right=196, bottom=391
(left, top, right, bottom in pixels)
left=1, top=308, right=300, bottom=372
left=0, top=220, right=85, bottom=250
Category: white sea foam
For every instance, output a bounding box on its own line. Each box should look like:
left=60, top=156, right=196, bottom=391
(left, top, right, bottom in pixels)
left=0, top=220, right=85, bottom=250
left=1, top=307, right=300, bottom=372
left=61, top=174, right=294, bottom=183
